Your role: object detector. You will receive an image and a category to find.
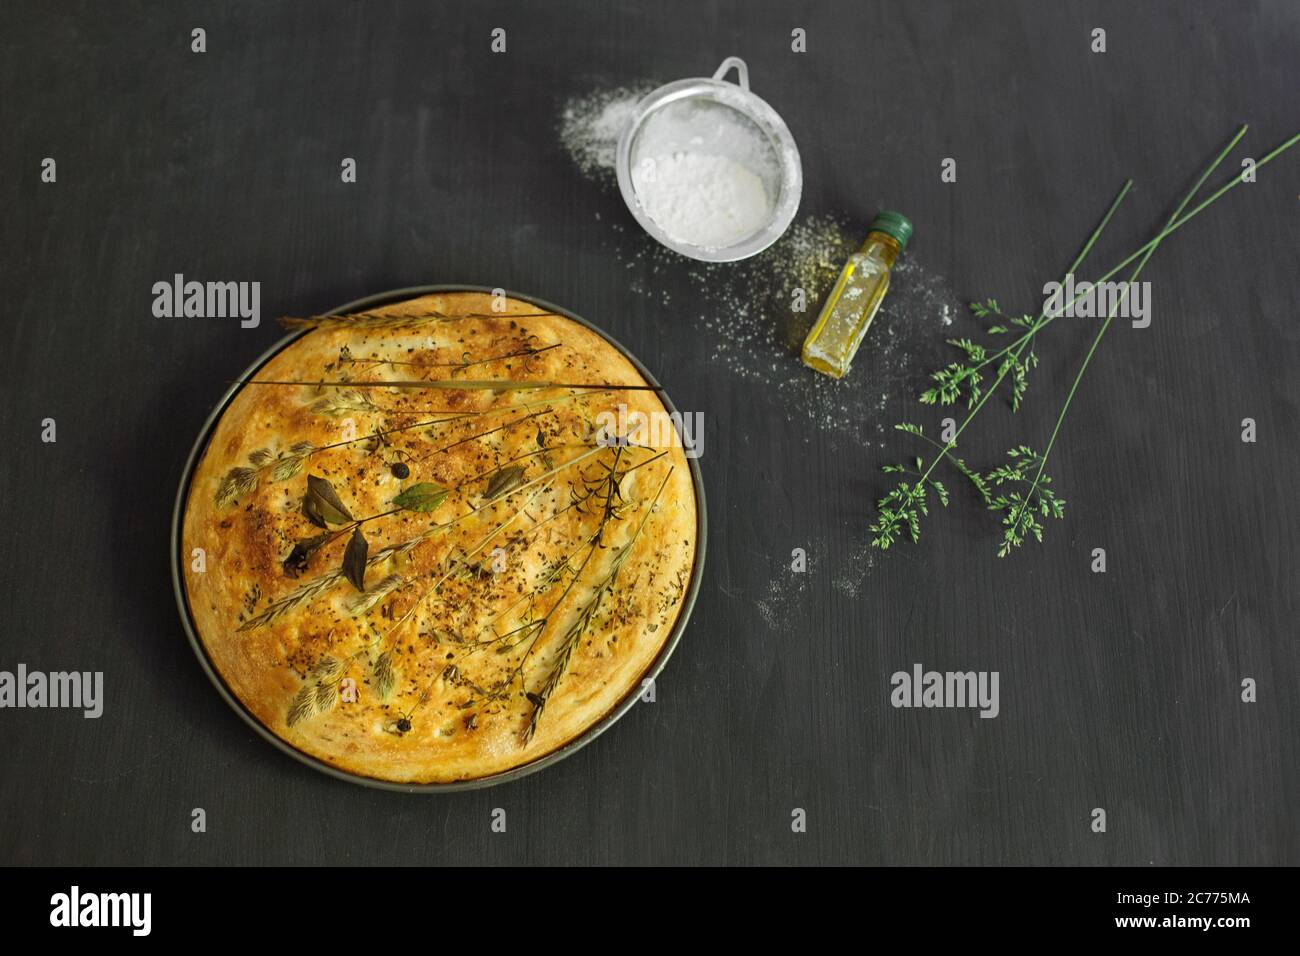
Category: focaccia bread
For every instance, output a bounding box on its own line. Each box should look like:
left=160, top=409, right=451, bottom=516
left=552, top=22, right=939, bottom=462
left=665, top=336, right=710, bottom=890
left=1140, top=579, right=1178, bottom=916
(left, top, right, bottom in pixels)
left=180, top=292, right=697, bottom=784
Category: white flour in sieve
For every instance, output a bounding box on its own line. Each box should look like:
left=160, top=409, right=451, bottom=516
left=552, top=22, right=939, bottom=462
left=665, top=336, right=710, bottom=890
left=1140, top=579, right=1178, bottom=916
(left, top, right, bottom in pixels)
left=632, top=151, right=772, bottom=249
left=627, top=98, right=777, bottom=251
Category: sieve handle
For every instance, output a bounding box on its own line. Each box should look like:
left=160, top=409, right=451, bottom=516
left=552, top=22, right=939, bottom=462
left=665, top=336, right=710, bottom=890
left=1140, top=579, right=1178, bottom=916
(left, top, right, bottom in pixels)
left=711, top=56, right=749, bottom=91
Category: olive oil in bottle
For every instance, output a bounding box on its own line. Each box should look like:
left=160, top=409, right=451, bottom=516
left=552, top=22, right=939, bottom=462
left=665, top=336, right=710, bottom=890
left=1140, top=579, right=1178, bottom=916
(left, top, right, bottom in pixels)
left=801, top=211, right=913, bottom=378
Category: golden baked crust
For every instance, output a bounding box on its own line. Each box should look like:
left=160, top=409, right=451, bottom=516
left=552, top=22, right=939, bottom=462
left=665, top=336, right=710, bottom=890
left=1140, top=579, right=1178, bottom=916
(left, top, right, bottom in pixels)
left=180, top=292, right=697, bottom=783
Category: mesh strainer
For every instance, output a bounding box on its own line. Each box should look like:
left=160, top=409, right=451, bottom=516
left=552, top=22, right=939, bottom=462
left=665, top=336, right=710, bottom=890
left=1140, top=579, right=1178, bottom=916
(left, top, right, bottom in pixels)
left=616, top=56, right=802, bottom=262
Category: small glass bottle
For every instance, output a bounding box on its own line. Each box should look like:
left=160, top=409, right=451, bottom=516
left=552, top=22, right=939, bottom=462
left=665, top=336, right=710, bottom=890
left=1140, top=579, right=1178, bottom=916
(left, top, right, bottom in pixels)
left=801, top=211, right=913, bottom=378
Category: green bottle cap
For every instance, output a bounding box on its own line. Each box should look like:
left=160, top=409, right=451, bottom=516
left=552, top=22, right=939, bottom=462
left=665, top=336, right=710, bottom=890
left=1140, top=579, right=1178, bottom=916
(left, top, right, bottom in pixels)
left=868, top=211, right=913, bottom=251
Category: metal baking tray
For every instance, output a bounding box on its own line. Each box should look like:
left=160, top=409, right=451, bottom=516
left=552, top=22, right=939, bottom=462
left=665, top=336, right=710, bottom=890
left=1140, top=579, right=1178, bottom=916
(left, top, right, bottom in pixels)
left=170, top=285, right=707, bottom=792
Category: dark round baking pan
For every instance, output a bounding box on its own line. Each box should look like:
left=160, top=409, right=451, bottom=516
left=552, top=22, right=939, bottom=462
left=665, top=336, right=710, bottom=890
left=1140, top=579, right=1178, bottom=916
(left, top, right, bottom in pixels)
left=170, top=285, right=707, bottom=792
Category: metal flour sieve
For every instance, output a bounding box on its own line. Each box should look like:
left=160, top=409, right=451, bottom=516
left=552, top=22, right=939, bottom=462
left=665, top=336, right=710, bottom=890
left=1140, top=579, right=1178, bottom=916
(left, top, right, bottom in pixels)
left=616, top=56, right=802, bottom=262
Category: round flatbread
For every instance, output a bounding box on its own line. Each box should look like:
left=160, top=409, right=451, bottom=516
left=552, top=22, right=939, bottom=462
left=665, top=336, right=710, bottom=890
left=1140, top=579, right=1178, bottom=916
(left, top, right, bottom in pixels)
left=180, top=291, right=698, bottom=783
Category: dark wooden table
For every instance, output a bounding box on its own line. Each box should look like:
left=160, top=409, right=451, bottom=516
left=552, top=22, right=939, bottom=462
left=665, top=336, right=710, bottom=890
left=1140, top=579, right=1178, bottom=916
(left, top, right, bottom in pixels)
left=2, top=0, right=1296, bottom=865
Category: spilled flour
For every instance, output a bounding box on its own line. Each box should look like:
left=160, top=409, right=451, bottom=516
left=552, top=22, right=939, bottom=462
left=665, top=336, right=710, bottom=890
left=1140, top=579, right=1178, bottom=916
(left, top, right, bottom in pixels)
left=831, top=541, right=877, bottom=600
left=616, top=214, right=960, bottom=450
left=559, top=84, right=657, bottom=181
left=757, top=572, right=809, bottom=631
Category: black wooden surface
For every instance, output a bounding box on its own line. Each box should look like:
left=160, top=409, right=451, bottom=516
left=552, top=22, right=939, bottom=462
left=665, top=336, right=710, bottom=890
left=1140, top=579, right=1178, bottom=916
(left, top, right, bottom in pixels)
left=2, top=0, right=1296, bottom=866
